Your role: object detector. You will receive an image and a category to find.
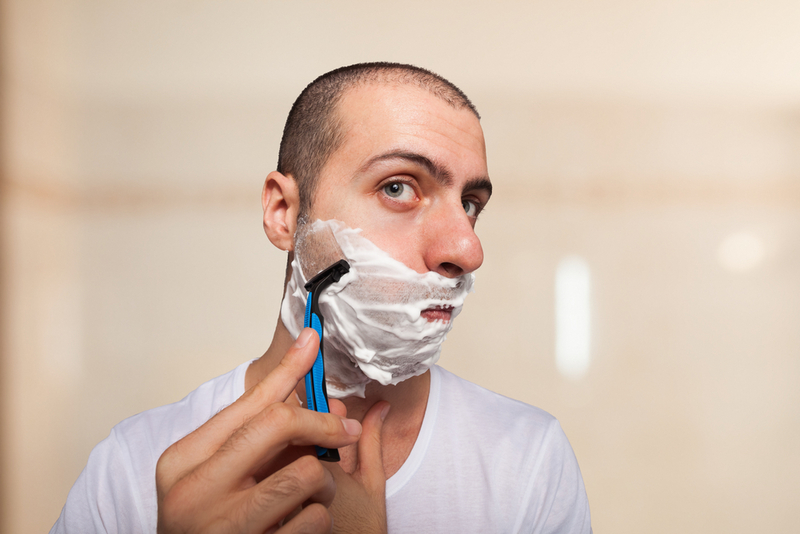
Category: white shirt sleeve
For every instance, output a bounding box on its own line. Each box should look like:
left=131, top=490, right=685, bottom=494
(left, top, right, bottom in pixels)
left=50, top=427, right=151, bottom=534
left=513, top=419, right=592, bottom=534
left=50, top=360, right=251, bottom=534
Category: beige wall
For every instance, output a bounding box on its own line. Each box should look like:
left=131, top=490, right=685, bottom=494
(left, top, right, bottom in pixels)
left=2, top=1, right=799, bottom=533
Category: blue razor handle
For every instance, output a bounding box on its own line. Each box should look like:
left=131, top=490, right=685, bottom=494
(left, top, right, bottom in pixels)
left=302, top=259, right=350, bottom=462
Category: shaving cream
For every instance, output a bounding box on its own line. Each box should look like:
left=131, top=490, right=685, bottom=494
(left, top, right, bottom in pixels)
left=280, top=219, right=474, bottom=398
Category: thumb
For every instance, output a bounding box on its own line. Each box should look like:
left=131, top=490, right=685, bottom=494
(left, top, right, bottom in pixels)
left=356, top=401, right=391, bottom=492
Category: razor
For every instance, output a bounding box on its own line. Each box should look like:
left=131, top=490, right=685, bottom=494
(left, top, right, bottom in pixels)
left=303, top=258, right=350, bottom=462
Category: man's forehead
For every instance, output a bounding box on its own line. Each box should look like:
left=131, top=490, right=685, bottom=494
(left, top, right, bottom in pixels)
left=336, top=81, right=476, bottom=128
left=333, top=82, right=486, bottom=157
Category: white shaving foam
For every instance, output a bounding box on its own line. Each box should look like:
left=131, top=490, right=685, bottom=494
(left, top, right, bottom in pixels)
left=280, top=219, right=474, bottom=398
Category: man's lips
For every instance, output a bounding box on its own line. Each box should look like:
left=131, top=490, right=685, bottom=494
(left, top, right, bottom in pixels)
left=421, top=305, right=453, bottom=323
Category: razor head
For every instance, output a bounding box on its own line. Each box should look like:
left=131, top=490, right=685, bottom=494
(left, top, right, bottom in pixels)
left=305, top=259, right=350, bottom=293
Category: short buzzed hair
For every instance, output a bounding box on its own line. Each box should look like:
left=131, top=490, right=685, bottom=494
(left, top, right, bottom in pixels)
left=277, top=62, right=480, bottom=215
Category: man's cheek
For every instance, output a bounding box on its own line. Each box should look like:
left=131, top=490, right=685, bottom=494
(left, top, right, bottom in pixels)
left=354, top=226, right=426, bottom=274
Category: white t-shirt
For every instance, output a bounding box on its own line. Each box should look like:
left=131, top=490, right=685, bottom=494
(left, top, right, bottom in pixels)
left=51, top=363, right=591, bottom=533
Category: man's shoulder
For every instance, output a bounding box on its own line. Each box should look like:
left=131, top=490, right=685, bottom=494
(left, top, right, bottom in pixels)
left=400, top=366, right=591, bottom=533
left=112, top=359, right=253, bottom=453
left=431, top=365, right=575, bottom=479
left=51, top=360, right=254, bottom=534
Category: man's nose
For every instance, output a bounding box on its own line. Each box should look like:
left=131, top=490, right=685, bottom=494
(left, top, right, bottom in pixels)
left=423, top=203, right=484, bottom=278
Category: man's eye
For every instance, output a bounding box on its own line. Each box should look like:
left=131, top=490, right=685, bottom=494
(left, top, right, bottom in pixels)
left=383, top=182, right=412, bottom=200
left=463, top=199, right=479, bottom=217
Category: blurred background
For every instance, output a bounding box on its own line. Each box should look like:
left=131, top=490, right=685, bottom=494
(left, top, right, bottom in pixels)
left=2, top=1, right=799, bottom=532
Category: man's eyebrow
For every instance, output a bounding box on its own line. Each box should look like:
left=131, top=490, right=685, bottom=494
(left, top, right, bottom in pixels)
left=359, top=150, right=453, bottom=186
left=360, top=150, right=492, bottom=198
left=463, top=177, right=493, bottom=199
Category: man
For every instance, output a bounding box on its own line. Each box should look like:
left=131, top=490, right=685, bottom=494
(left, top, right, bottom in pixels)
left=52, top=63, right=591, bottom=533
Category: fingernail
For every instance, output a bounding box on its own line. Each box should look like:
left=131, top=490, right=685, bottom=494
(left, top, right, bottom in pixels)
left=342, top=418, right=362, bottom=436
left=295, top=328, right=314, bottom=348
left=380, top=404, right=391, bottom=421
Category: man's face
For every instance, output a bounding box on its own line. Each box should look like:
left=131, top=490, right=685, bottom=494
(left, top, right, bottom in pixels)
left=305, top=83, right=491, bottom=285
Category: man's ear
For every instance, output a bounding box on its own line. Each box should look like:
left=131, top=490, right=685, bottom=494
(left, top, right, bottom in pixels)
left=262, top=171, right=300, bottom=251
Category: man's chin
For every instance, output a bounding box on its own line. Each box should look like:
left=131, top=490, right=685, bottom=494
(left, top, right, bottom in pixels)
left=324, top=353, right=371, bottom=399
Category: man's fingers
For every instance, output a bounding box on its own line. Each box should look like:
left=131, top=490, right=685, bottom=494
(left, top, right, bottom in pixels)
left=201, top=403, right=361, bottom=486
left=252, top=328, right=321, bottom=406
left=242, top=455, right=336, bottom=532
left=328, top=399, right=347, bottom=418
left=158, top=329, right=321, bottom=488
left=285, top=389, right=304, bottom=408
left=355, top=401, right=390, bottom=492
left=256, top=397, right=346, bottom=480
left=277, top=503, right=333, bottom=534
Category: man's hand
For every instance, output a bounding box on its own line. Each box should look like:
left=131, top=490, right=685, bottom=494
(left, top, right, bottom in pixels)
left=326, top=401, right=391, bottom=534
left=155, top=328, right=362, bottom=534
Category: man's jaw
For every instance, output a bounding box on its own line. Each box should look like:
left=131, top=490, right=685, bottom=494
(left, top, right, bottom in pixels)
left=421, top=305, right=454, bottom=323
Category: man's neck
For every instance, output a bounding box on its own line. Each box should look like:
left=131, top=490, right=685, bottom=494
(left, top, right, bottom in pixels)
left=245, top=318, right=431, bottom=479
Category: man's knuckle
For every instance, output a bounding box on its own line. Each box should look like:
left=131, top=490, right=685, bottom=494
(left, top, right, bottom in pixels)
left=297, top=502, right=333, bottom=532
left=155, top=454, right=173, bottom=483
left=155, top=442, right=190, bottom=491
left=157, top=440, right=181, bottom=469
left=265, top=402, right=297, bottom=431
left=259, top=456, right=324, bottom=507
left=159, top=480, right=197, bottom=525
left=291, top=455, right=327, bottom=487
left=259, top=470, right=303, bottom=505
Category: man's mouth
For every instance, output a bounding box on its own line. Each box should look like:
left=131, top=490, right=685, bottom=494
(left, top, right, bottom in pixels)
left=421, top=305, right=454, bottom=323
